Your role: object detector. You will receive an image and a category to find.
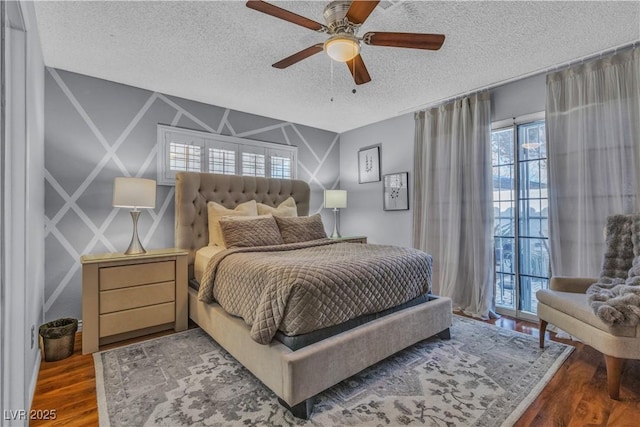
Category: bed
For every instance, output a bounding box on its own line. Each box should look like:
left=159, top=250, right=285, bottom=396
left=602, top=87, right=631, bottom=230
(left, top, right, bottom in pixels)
left=175, top=172, right=452, bottom=418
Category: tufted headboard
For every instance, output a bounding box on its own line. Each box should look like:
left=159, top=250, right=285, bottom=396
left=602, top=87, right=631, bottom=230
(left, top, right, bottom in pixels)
left=174, top=172, right=310, bottom=278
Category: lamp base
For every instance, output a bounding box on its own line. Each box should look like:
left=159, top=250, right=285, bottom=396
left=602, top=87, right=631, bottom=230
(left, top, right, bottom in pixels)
left=124, top=210, right=147, bottom=255
left=330, top=208, right=342, bottom=239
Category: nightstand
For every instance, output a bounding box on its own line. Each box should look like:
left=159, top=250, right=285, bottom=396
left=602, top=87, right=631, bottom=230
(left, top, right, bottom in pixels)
left=81, top=248, right=188, bottom=354
left=330, top=236, right=367, bottom=244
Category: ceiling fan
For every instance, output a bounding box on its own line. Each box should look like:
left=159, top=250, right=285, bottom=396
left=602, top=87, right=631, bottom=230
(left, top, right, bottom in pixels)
left=246, top=0, right=445, bottom=85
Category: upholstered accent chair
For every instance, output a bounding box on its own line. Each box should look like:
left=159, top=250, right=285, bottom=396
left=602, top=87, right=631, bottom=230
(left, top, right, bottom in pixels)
left=537, top=277, right=640, bottom=399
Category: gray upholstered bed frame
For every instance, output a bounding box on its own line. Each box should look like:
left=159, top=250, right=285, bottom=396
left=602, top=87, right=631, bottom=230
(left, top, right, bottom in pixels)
left=174, top=172, right=452, bottom=419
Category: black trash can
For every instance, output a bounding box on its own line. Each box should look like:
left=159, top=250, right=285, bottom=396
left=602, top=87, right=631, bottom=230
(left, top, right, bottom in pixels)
left=39, top=318, right=78, bottom=362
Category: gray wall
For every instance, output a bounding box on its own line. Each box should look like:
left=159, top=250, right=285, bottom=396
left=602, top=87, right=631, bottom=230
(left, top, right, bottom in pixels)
left=339, top=73, right=546, bottom=249
left=44, top=69, right=340, bottom=322
left=339, top=113, right=415, bottom=246
left=491, top=73, right=546, bottom=122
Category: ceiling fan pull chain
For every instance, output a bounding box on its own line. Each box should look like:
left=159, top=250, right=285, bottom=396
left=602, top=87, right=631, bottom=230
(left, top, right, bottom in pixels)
left=330, top=60, right=335, bottom=102
left=352, top=58, right=357, bottom=94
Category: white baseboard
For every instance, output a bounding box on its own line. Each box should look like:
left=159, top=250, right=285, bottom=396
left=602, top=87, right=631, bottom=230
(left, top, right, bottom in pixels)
left=28, top=352, right=41, bottom=411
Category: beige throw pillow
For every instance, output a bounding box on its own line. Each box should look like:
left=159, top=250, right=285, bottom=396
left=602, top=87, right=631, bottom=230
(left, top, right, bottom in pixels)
left=257, top=197, right=298, bottom=217
left=275, top=214, right=327, bottom=244
left=207, top=200, right=258, bottom=247
left=219, top=215, right=284, bottom=248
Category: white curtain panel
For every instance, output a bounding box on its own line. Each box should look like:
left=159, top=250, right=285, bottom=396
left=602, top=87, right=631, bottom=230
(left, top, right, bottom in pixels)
left=547, top=47, right=640, bottom=277
left=413, top=93, right=494, bottom=319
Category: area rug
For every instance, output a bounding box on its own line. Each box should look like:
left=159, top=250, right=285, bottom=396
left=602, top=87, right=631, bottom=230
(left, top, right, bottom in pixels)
left=94, top=316, right=572, bottom=427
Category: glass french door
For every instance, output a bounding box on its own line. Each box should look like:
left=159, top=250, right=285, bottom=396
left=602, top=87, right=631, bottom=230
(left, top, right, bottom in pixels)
left=492, top=116, right=549, bottom=319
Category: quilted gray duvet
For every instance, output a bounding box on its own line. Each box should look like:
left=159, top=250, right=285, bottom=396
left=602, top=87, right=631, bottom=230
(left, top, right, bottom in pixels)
left=199, top=239, right=433, bottom=344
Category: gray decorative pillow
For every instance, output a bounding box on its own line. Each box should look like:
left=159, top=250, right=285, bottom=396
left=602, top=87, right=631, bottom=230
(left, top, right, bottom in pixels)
left=219, top=215, right=284, bottom=248
left=275, top=214, right=327, bottom=244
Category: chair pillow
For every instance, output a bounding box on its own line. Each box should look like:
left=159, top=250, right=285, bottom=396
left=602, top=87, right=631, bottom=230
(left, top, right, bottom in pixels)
left=257, top=197, right=298, bottom=217
left=219, top=215, right=284, bottom=248
left=275, top=214, right=327, bottom=244
left=207, top=200, right=258, bottom=247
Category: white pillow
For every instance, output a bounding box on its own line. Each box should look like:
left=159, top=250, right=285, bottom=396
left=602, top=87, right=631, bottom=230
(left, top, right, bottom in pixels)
left=257, top=197, right=297, bottom=217
left=207, top=200, right=258, bottom=247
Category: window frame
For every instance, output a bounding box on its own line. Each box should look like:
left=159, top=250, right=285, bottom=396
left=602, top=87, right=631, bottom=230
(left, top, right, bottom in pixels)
left=157, top=125, right=298, bottom=185
left=492, top=111, right=547, bottom=323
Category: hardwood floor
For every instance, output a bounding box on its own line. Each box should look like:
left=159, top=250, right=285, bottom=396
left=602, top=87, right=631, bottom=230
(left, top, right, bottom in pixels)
left=30, top=317, right=640, bottom=426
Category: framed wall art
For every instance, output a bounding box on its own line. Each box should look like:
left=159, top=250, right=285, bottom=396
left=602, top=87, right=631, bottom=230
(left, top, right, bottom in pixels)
left=358, top=144, right=381, bottom=184
left=383, top=172, right=409, bottom=211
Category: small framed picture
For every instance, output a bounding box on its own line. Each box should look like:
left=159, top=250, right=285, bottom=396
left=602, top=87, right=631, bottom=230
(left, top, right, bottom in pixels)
left=358, top=144, right=381, bottom=183
left=383, top=172, right=409, bottom=211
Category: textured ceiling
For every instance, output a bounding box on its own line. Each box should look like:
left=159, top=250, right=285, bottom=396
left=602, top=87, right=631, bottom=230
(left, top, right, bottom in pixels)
left=34, top=1, right=640, bottom=133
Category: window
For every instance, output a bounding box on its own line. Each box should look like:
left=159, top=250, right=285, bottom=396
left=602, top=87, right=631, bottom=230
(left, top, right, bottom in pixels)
left=208, top=148, right=235, bottom=175
left=157, top=125, right=297, bottom=185
left=270, top=155, right=291, bottom=179
left=492, top=113, right=549, bottom=320
left=171, top=143, right=201, bottom=172
left=241, top=152, right=266, bottom=177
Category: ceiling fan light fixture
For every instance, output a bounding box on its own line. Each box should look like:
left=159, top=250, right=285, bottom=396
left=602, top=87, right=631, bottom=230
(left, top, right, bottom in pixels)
left=325, top=35, right=360, bottom=62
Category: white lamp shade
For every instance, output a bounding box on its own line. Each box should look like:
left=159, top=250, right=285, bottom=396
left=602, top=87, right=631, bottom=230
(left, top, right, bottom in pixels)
left=324, top=190, right=347, bottom=209
left=113, top=177, right=156, bottom=209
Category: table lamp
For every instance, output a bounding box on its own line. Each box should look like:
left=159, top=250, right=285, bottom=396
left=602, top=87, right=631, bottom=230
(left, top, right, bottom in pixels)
left=113, top=177, right=156, bottom=255
left=324, top=189, right=347, bottom=238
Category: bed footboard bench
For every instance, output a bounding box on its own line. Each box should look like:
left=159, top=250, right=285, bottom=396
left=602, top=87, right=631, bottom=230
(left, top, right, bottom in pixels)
left=188, top=287, right=452, bottom=419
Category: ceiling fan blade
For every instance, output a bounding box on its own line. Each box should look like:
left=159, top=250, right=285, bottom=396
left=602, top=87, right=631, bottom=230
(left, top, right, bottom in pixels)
left=363, top=32, right=445, bottom=50
left=346, top=54, right=371, bottom=85
left=246, top=1, right=327, bottom=32
left=272, top=44, right=324, bottom=69
left=346, top=1, right=380, bottom=25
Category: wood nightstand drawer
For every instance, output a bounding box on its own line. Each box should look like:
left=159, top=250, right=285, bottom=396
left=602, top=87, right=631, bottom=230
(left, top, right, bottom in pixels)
left=99, top=281, right=175, bottom=314
left=100, top=302, right=176, bottom=337
left=99, top=260, right=175, bottom=290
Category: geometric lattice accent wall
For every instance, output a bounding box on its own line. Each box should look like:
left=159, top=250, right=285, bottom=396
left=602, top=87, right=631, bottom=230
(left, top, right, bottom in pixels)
left=44, top=68, right=340, bottom=322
